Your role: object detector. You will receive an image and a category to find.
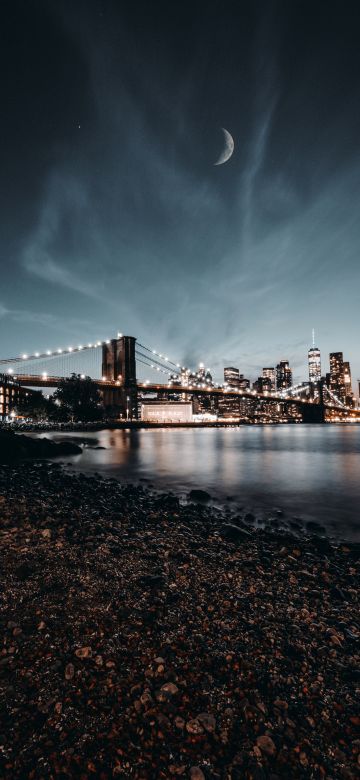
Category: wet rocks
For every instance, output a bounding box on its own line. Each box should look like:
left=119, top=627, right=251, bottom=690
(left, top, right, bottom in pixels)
left=0, top=429, right=82, bottom=462
left=0, top=461, right=359, bottom=779
left=137, top=573, right=166, bottom=588
left=244, top=512, right=255, bottom=523
left=155, top=682, right=179, bottom=702
left=220, top=523, right=251, bottom=542
left=196, top=712, right=216, bottom=732
left=188, top=489, right=211, bottom=503
left=190, top=768, right=206, bottom=780
left=256, top=734, right=277, bottom=756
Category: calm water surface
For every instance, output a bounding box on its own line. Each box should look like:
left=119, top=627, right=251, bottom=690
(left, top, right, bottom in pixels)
left=36, top=425, right=360, bottom=540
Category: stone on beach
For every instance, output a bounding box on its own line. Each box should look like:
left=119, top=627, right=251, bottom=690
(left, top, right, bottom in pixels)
left=0, top=461, right=359, bottom=779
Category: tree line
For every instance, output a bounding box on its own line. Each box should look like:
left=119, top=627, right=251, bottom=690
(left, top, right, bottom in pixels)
left=16, top=374, right=106, bottom=422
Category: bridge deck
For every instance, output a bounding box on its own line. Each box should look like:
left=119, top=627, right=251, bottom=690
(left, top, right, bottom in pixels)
left=11, top=375, right=360, bottom=416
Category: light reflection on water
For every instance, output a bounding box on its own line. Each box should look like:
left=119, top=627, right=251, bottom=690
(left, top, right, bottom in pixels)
left=36, top=425, right=360, bottom=540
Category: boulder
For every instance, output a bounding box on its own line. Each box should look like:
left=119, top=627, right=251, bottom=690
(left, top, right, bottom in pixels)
left=220, top=524, right=251, bottom=542
left=0, top=430, right=82, bottom=462
left=188, top=489, right=211, bottom=503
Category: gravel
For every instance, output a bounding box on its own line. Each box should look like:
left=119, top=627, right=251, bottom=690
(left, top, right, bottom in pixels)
left=0, top=462, right=359, bottom=779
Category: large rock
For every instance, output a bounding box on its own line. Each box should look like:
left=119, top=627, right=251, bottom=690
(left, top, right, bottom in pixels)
left=220, top=523, right=251, bottom=542
left=188, top=489, right=211, bottom=503
left=0, top=430, right=82, bottom=463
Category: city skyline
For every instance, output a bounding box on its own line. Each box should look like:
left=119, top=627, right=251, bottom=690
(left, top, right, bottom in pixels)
left=1, top=1, right=360, bottom=385
left=2, top=328, right=356, bottom=399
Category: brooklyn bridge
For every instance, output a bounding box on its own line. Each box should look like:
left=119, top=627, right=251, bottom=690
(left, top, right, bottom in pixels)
left=1, top=333, right=359, bottom=423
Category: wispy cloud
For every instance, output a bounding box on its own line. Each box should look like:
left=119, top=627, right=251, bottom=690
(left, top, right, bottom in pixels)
left=242, top=96, right=278, bottom=243
left=22, top=173, right=104, bottom=300
left=25, top=255, right=101, bottom=299
left=0, top=302, right=91, bottom=331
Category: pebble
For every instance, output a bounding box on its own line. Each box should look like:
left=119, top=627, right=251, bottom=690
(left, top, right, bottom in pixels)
left=256, top=734, right=277, bottom=756
left=190, top=768, right=206, bottom=780
left=0, top=461, right=358, bottom=779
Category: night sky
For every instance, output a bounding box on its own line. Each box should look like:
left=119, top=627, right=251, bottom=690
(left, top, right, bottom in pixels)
left=1, top=0, right=360, bottom=385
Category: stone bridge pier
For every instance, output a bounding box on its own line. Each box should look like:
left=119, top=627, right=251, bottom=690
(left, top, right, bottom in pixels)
left=101, top=336, right=138, bottom=419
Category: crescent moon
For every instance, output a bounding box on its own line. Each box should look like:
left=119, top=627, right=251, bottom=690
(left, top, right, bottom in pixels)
left=214, top=127, right=234, bottom=166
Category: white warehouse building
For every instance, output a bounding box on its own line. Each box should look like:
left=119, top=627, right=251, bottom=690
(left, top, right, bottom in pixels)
left=141, top=402, right=193, bottom=423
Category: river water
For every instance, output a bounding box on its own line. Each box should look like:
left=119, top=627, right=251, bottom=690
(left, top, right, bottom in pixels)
left=34, top=425, right=360, bottom=541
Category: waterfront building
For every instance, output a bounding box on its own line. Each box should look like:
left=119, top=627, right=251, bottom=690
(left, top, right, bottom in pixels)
left=308, top=346, right=321, bottom=384
left=179, top=368, right=189, bottom=387
left=343, top=361, right=354, bottom=406
left=141, top=401, right=193, bottom=423
left=224, top=367, right=240, bottom=388
left=239, top=374, right=250, bottom=390
left=197, top=363, right=206, bottom=380
left=329, top=352, right=346, bottom=404
left=218, top=394, right=240, bottom=418
left=262, top=367, right=276, bottom=390
left=0, top=374, right=33, bottom=420
left=176, top=365, right=214, bottom=389
left=276, top=360, right=292, bottom=390
left=253, top=376, right=272, bottom=394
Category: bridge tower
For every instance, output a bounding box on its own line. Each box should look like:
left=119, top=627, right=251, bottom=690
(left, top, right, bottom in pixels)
left=101, top=336, right=138, bottom=419
left=301, top=379, right=325, bottom=423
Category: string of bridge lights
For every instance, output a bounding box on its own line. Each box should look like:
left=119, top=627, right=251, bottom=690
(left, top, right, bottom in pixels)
left=0, top=333, right=184, bottom=381
left=0, top=336, right=348, bottom=410
left=0, top=340, right=112, bottom=368
left=136, top=341, right=182, bottom=372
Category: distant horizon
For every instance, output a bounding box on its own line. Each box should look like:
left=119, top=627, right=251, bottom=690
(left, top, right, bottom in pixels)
left=1, top=1, right=359, bottom=391
left=1, top=330, right=358, bottom=395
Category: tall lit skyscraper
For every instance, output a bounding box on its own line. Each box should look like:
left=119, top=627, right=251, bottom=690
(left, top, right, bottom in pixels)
left=276, top=360, right=292, bottom=390
left=262, top=367, right=276, bottom=390
left=308, top=332, right=321, bottom=383
left=329, top=354, right=353, bottom=406
left=308, top=329, right=321, bottom=384
left=343, top=361, right=354, bottom=406
left=224, top=367, right=240, bottom=388
left=329, top=352, right=346, bottom=403
left=330, top=352, right=346, bottom=404
left=308, top=347, right=321, bottom=383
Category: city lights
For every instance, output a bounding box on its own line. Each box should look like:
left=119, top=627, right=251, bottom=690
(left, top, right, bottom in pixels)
left=0, top=333, right=358, bottom=423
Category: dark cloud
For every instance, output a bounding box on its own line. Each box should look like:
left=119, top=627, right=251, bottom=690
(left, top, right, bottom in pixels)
left=1, top=0, right=360, bottom=386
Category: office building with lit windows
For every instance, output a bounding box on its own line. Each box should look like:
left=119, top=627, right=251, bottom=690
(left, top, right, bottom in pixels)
left=262, top=367, right=276, bottom=391
left=141, top=401, right=193, bottom=423
left=329, top=352, right=346, bottom=404
left=0, top=374, right=31, bottom=420
left=343, top=361, right=354, bottom=406
left=218, top=395, right=240, bottom=418
left=239, top=374, right=250, bottom=390
left=276, top=360, right=292, bottom=390
left=224, top=367, right=240, bottom=388
left=308, top=346, right=321, bottom=383
left=253, top=376, right=272, bottom=393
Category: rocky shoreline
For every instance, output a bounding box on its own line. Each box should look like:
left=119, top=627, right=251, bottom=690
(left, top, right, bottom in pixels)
left=0, top=430, right=82, bottom=462
left=0, top=462, right=359, bottom=779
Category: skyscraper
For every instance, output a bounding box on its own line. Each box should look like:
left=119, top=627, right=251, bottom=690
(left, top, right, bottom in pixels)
left=329, top=352, right=346, bottom=403
left=198, top=363, right=206, bottom=380
left=239, top=374, right=250, bottom=390
left=343, top=361, right=354, bottom=406
left=262, top=367, right=276, bottom=391
left=308, top=334, right=321, bottom=383
left=253, top=376, right=272, bottom=393
left=224, top=367, right=240, bottom=388
left=276, top=360, right=292, bottom=390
